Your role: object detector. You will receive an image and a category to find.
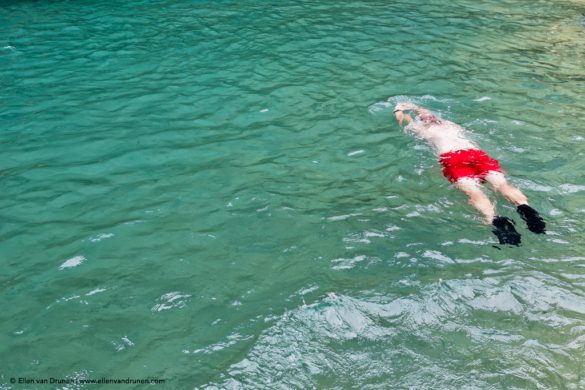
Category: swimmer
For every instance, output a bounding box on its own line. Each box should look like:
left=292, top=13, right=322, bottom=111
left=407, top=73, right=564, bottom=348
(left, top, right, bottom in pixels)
left=393, top=102, right=545, bottom=245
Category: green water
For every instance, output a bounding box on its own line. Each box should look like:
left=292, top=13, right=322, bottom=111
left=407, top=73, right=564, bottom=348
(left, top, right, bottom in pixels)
left=1, top=0, right=585, bottom=388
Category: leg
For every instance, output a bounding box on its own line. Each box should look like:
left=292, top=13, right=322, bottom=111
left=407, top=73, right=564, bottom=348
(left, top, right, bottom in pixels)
left=454, top=178, right=495, bottom=224
left=455, top=177, right=521, bottom=245
left=484, top=171, right=528, bottom=205
left=485, top=171, right=545, bottom=234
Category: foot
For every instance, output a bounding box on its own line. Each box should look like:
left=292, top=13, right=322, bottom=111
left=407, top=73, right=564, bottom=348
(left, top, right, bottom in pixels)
left=492, top=216, right=522, bottom=246
left=516, top=204, right=546, bottom=234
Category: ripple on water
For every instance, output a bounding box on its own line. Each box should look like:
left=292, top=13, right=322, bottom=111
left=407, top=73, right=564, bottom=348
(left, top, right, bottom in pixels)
left=2, top=0, right=585, bottom=388
left=151, top=292, right=191, bottom=312
left=204, top=271, right=585, bottom=388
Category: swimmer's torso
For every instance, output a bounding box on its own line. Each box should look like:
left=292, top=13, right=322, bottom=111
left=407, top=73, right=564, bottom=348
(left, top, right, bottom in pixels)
left=406, top=118, right=477, bottom=155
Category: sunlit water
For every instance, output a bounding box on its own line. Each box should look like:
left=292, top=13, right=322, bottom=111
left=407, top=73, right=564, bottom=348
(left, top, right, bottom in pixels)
left=1, top=0, right=585, bottom=389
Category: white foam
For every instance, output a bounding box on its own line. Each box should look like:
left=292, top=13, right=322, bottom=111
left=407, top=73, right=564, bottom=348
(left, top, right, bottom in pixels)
left=331, top=255, right=367, bottom=270
left=327, top=213, right=360, bottom=221
left=368, top=101, right=392, bottom=114
left=189, top=332, right=249, bottom=354
left=420, top=95, right=439, bottom=101
left=59, top=256, right=86, bottom=270
left=90, top=233, right=113, bottom=242
left=298, top=285, right=319, bottom=296
left=458, top=239, right=489, bottom=245
left=122, top=336, right=134, bottom=346
left=548, top=238, right=570, bottom=244
left=513, top=179, right=553, bottom=192
left=365, top=231, right=385, bottom=238
left=151, top=291, right=191, bottom=312
left=347, top=149, right=364, bottom=156
left=86, top=288, right=106, bottom=296
left=508, top=146, right=525, bottom=153
left=422, top=250, right=454, bottom=263
left=559, top=184, right=585, bottom=193
left=465, top=118, right=497, bottom=126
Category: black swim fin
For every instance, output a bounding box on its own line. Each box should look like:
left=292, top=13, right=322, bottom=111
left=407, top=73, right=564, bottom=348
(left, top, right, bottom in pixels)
left=516, top=204, right=546, bottom=234
left=492, top=216, right=521, bottom=246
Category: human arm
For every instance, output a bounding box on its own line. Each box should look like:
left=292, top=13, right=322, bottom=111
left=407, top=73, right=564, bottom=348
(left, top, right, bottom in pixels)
left=394, top=109, right=413, bottom=126
left=393, top=103, right=418, bottom=126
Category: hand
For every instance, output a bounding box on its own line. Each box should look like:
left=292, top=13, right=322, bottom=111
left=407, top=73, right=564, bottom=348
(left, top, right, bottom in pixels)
left=394, top=110, right=404, bottom=125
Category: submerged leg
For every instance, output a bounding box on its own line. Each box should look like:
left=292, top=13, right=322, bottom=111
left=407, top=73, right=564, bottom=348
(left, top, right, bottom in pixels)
left=455, top=178, right=495, bottom=224
left=485, top=171, right=545, bottom=234
left=455, top=178, right=521, bottom=245
left=484, top=171, right=527, bottom=205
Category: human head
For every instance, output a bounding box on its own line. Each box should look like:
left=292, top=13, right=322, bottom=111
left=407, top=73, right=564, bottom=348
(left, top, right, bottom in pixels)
left=416, top=108, right=440, bottom=124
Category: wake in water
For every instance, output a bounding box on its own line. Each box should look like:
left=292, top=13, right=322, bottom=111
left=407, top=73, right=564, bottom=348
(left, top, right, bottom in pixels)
left=368, top=94, right=452, bottom=115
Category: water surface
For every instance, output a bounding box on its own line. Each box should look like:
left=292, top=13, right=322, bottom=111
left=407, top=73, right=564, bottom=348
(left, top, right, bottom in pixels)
left=1, top=0, right=585, bottom=388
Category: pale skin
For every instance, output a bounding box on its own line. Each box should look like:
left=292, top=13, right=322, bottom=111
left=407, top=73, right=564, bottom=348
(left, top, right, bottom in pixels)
left=393, top=103, right=528, bottom=224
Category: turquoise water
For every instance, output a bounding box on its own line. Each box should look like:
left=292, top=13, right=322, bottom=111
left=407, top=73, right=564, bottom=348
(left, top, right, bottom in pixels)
left=1, top=0, right=585, bottom=388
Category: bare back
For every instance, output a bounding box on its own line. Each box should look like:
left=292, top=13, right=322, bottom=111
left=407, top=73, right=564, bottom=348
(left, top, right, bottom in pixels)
left=405, top=118, right=477, bottom=155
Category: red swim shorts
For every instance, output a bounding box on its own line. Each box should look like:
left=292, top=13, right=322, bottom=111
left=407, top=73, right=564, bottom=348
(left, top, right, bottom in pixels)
left=439, top=149, right=502, bottom=183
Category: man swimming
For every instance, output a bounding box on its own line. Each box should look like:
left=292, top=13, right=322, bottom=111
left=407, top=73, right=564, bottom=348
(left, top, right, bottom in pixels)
left=393, top=102, right=545, bottom=245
